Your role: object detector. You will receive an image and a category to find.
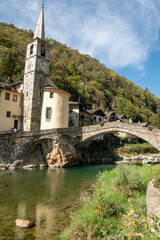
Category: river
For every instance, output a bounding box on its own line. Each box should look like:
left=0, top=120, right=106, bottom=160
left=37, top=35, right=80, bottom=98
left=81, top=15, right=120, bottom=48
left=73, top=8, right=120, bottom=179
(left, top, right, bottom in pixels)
left=0, top=165, right=115, bottom=240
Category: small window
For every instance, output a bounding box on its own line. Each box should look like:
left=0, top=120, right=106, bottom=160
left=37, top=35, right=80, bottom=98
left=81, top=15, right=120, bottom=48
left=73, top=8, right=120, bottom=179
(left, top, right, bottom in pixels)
left=50, top=92, right=54, bottom=98
left=69, top=117, right=73, bottom=123
left=69, top=108, right=73, bottom=113
left=99, top=118, right=101, bottom=122
left=12, top=94, right=18, bottom=102
left=46, top=107, right=52, bottom=120
left=30, top=44, right=34, bottom=55
left=6, top=111, right=11, bottom=118
left=41, top=45, right=45, bottom=57
left=5, top=93, right=10, bottom=100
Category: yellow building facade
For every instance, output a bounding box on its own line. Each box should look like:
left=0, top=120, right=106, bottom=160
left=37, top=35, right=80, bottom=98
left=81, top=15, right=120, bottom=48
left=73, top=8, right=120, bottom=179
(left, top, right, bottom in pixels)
left=0, top=83, right=22, bottom=131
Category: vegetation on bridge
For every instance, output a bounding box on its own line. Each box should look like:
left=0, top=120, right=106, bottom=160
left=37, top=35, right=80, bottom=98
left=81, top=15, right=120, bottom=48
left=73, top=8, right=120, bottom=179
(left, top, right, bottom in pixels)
left=0, top=23, right=160, bottom=127
left=59, top=164, right=160, bottom=239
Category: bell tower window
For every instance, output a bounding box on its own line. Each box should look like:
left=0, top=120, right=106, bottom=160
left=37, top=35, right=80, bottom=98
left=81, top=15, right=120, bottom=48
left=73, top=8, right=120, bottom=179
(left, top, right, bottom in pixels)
left=41, top=45, right=45, bottom=57
left=30, top=44, right=34, bottom=55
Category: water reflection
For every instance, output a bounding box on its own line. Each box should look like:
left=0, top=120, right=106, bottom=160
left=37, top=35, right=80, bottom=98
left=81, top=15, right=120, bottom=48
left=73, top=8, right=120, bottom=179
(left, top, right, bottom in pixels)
left=0, top=165, right=115, bottom=239
left=15, top=204, right=26, bottom=239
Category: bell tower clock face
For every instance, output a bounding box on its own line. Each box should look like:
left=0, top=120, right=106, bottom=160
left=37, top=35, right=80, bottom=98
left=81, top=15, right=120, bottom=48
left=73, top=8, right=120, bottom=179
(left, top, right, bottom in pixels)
left=39, top=61, right=45, bottom=70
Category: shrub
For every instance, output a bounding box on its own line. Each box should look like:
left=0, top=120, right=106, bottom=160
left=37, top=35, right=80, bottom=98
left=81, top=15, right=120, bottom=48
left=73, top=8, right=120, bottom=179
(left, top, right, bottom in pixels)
left=119, top=137, right=128, bottom=143
left=99, top=122, right=104, bottom=127
left=113, top=164, right=144, bottom=196
left=91, top=191, right=126, bottom=218
left=148, top=125, right=153, bottom=131
left=154, top=173, right=160, bottom=189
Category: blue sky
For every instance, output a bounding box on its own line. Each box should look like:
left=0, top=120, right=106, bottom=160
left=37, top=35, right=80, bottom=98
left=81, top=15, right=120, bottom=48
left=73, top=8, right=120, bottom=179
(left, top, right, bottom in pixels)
left=0, top=0, right=160, bottom=97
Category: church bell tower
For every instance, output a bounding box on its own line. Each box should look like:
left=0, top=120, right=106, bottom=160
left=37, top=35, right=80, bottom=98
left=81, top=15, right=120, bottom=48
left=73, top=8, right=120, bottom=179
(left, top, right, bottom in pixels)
left=23, top=3, right=50, bottom=131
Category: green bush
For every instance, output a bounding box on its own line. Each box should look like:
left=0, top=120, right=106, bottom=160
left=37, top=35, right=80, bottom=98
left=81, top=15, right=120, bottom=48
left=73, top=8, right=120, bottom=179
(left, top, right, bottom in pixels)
left=113, top=164, right=145, bottom=196
left=119, top=137, right=128, bottom=143
left=154, top=172, right=160, bottom=189
left=99, top=122, right=104, bottom=127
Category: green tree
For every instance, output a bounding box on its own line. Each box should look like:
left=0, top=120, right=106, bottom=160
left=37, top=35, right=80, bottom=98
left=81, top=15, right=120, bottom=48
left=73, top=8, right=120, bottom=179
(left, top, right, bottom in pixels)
left=157, top=100, right=160, bottom=129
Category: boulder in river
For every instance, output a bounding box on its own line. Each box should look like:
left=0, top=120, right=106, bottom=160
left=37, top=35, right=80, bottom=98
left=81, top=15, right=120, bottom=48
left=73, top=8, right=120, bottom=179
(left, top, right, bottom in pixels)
left=23, top=164, right=37, bottom=169
left=15, top=219, right=34, bottom=228
left=9, top=160, right=23, bottom=170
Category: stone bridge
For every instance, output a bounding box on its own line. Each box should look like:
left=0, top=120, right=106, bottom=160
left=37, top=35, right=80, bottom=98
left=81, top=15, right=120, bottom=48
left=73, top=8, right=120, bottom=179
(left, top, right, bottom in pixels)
left=81, top=122, right=160, bottom=151
left=0, top=121, right=160, bottom=167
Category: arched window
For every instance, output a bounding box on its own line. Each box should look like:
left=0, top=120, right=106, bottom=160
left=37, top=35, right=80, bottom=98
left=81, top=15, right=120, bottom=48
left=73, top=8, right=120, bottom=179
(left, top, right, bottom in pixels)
left=30, top=44, right=34, bottom=55
left=41, top=45, right=45, bottom=57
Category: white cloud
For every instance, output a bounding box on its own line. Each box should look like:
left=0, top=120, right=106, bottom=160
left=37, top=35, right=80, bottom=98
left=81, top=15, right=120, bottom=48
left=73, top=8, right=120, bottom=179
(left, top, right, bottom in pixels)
left=1, top=0, right=160, bottom=72
left=43, top=0, right=160, bottom=71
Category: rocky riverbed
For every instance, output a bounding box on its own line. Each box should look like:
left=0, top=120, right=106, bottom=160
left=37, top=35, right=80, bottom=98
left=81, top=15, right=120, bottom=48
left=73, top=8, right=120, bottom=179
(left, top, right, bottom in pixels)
left=117, top=154, right=160, bottom=165
left=1, top=154, right=160, bottom=172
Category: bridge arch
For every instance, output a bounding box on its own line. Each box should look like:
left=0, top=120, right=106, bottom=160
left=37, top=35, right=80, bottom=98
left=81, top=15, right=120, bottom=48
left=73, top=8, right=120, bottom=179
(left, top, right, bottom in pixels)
left=22, top=137, right=54, bottom=164
left=80, top=122, right=160, bottom=151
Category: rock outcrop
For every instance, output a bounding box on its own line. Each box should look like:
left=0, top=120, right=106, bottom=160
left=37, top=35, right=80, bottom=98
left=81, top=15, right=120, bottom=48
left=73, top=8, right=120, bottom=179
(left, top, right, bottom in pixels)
left=47, top=145, right=80, bottom=168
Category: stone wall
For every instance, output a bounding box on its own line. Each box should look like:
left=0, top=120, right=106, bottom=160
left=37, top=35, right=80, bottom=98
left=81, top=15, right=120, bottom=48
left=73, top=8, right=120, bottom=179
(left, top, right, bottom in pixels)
left=146, top=180, right=160, bottom=237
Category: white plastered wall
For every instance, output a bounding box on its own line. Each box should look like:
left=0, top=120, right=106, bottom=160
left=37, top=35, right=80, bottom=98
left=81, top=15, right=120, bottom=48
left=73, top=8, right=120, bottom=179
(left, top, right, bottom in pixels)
left=40, top=90, right=69, bottom=130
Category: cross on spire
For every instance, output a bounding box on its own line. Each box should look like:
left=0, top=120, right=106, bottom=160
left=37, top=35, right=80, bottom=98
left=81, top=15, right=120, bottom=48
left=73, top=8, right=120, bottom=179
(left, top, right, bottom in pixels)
left=42, top=0, right=45, bottom=7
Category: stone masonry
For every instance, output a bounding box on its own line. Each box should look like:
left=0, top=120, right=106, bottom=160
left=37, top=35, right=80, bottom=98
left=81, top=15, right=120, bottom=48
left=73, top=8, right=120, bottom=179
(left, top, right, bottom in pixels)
left=23, top=38, right=50, bottom=132
left=0, top=128, right=81, bottom=167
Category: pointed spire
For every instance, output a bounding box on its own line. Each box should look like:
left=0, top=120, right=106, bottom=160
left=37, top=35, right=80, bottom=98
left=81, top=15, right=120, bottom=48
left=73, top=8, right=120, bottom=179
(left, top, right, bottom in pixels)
left=34, top=4, right=45, bottom=40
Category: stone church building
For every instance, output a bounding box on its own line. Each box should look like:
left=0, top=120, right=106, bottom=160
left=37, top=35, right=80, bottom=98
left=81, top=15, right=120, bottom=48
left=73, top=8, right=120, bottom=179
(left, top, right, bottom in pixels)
left=0, top=4, right=70, bottom=132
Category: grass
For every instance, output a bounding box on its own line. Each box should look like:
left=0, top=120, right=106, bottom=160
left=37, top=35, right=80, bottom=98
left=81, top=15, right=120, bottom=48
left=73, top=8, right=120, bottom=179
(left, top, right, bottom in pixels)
left=59, top=164, right=160, bottom=240
left=123, top=143, right=151, bottom=147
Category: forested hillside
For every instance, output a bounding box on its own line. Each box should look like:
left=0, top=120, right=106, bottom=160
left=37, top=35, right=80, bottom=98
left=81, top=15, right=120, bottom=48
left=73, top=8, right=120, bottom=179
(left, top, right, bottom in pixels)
left=0, top=22, right=159, bottom=126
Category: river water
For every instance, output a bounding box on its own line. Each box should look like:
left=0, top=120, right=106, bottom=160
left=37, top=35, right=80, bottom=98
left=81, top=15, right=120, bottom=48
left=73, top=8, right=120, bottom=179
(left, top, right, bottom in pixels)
left=0, top=165, right=115, bottom=240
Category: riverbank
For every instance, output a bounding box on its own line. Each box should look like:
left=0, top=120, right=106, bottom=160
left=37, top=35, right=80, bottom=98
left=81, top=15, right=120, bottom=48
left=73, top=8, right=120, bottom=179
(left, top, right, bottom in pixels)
left=59, top=164, right=160, bottom=239
left=1, top=153, right=160, bottom=172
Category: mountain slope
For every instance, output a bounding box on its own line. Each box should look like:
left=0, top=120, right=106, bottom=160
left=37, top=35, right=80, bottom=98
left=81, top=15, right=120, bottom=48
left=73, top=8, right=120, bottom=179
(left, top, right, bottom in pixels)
left=0, top=22, right=159, bottom=126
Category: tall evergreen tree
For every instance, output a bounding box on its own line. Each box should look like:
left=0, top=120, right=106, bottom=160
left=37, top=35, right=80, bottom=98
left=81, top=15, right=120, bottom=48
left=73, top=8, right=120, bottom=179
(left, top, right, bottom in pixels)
left=157, top=100, right=160, bottom=129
